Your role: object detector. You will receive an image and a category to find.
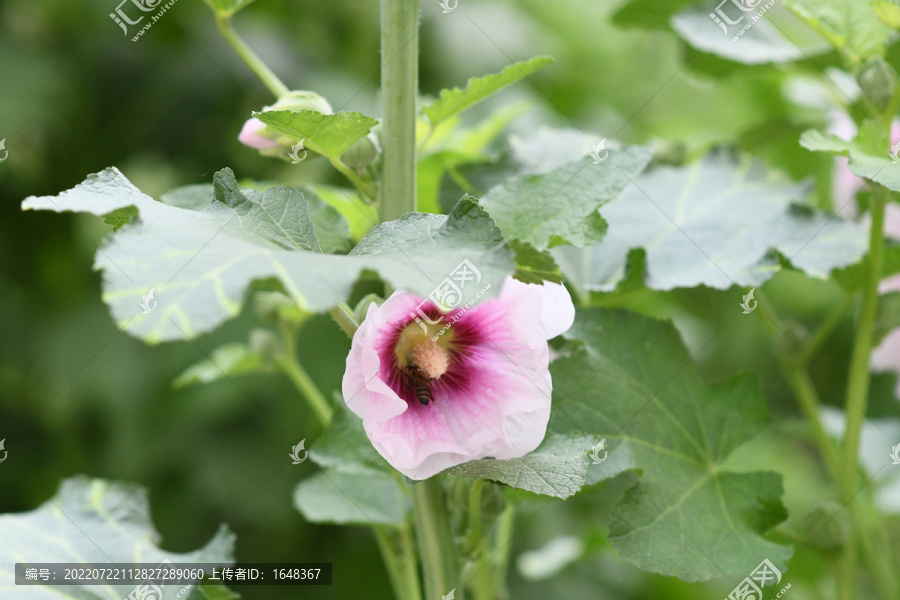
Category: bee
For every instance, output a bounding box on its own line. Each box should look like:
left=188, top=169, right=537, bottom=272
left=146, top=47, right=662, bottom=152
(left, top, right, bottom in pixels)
left=401, top=364, right=434, bottom=406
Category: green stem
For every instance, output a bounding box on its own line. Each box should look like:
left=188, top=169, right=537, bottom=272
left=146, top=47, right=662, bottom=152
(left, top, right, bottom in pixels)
left=379, top=0, right=419, bottom=221
left=412, top=478, right=460, bottom=600
left=838, top=186, right=887, bottom=600
left=278, top=325, right=333, bottom=424
left=374, top=526, right=423, bottom=600
left=215, top=15, right=290, bottom=99
left=491, top=506, right=515, bottom=600
left=328, top=303, right=359, bottom=338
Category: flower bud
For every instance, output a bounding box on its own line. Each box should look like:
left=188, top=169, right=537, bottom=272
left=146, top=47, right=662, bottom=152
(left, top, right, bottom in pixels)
left=340, top=133, right=380, bottom=172
left=237, top=91, right=333, bottom=160
left=858, top=57, right=897, bottom=110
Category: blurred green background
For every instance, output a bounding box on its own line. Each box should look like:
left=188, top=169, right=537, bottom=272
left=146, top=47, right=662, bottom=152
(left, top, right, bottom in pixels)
left=2, top=0, right=899, bottom=598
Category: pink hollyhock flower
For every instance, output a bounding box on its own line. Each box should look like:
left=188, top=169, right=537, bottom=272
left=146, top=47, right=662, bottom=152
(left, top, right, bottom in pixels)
left=238, top=117, right=279, bottom=150
left=342, top=277, right=575, bottom=480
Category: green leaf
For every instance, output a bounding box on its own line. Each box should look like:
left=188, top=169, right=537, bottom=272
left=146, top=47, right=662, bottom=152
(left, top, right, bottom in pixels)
left=873, top=0, right=900, bottom=28
left=613, top=0, right=700, bottom=29
left=0, top=476, right=234, bottom=598
left=103, top=205, right=138, bottom=231
left=449, top=433, right=598, bottom=499
left=255, top=110, right=378, bottom=162
left=480, top=149, right=653, bottom=251
left=307, top=184, right=376, bottom=243
left=293, top=471, right=410, bottom=526
left=161, top=184, right=215, bottom=210
left=510, top=239, right=564, bottom=284
left=308, top=407, right=394, bottom=476
left=800, top=124, right=900, bottom=191
left=671, top=6, right=825, bottom=64
left=554, top=153, right=868, bottom=291
left=784, top=0, right=892, bottom=64
left=551, top=309, right=791, bottom=581
left=423, top=57, right=554, bottom=129
left=21, top=169, right=513, bottom=343
left=214, top=168, right=320, bottom=251
left=876, top=291, right=900, bottom=344
left=302, top=187, right=353, bottom=253
left=173, top=330, right=277, bottom=388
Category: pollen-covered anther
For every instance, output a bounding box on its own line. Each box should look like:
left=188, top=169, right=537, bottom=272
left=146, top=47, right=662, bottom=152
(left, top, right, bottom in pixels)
left=408, top=338, right=450, bottom=380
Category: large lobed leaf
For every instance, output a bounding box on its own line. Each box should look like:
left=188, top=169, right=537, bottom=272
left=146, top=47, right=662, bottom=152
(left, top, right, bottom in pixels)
left=480, top=148, right=653, bottom=251
left=551, top=309, right=791, bottom=581
left=294, top=409, right=411, bottom=526
left=22, top=168, right=513, bottom=343
left=554, top=153, right=868, bottom=291
left=671, top=6, right=826, bottom=64
left=784, top=0, right=892, bottom=64
left=422, top=56, right=554, bottom=129
left=0, top=476, right=235, bottom=599
left=448, top=433, right=598, bottom=499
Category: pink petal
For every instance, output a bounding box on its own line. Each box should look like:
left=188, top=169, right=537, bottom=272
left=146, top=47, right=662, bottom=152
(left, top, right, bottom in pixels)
left=238, top=117, right=278, bottom=150
left=341, top=278, right=574, bottom=479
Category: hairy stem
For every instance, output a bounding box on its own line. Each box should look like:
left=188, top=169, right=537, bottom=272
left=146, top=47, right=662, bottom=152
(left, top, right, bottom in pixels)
left=328, top=303, right=359, bottom=338
left=379, top=0, right=419, bottom=221
left=374, top=526, right=423, bottom=600
left=412, top=478, right=460, bottom=600
left=278, top=325, right=333, bottom=424
left=837, top=186, right=887, bottom=600
left=215, top=15, right=289, bottom=99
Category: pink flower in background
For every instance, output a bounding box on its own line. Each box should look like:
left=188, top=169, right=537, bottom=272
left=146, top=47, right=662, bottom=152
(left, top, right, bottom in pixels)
left=238, top=117, right=279, bottom=150
left=342, top=277, right=574, bottom=480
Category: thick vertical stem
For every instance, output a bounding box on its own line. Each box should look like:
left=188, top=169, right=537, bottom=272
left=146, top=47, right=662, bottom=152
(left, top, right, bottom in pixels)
left=411, top=478, right=460, bottom=600
left=837, top=188, right=887, bottom=600
left=380, top=0, right=419, bottom=222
